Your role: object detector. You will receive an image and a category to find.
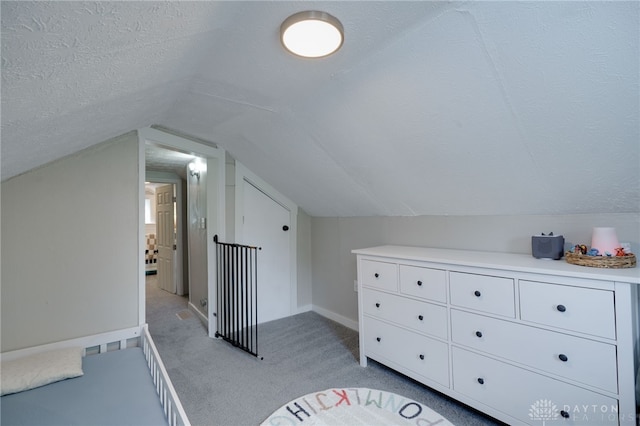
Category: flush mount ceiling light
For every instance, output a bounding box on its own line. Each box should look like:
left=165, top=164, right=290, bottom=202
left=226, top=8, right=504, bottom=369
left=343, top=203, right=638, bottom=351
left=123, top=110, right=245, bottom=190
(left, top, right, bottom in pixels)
left=280, top=11, right=344, bottom=58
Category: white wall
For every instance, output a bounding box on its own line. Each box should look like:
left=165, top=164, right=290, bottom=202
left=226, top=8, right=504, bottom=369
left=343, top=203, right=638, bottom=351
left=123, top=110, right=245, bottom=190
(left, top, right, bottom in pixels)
left=296, top=209, right=312, bottom=311
left=310, top=213, right=640, bottom=328
left=1, top=132, right=140, bottom=351
left=187, top=160, right=208, bottom=317
left=144, top=185, right=157, bottom=242
left=224, top=159, right=235, bottom=242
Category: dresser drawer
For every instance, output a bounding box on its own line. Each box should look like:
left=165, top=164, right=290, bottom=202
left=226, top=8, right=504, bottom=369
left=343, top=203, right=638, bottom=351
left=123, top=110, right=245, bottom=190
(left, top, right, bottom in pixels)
left=451, top=309, right=618, bottom=393
left=399, top=265, right=447, bottom=303
left=361, top=260, right=398, bottom=291
left=519, top=281, right=616, bottom=339
left=452, top=347, right=618, bottom=425
left=363, top=289, right=448, bottom=339
left=450, top=272, right=515, bottom=317
left=363, top=317, right=449, bottom=387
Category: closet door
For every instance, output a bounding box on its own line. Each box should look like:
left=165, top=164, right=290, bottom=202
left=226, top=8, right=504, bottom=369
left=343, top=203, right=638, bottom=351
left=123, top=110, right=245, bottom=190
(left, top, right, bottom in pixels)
left=242, top=180, right=291, bottom=324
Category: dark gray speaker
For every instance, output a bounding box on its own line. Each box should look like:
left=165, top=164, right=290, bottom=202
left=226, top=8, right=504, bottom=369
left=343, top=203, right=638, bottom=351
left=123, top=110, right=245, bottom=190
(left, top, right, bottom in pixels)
left=531, top=233, right=565, bottom=260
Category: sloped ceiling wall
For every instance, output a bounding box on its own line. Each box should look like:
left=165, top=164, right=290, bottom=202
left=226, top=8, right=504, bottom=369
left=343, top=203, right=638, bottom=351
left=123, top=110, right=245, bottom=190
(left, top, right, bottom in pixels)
left=2, top=1, right=638, bottom=217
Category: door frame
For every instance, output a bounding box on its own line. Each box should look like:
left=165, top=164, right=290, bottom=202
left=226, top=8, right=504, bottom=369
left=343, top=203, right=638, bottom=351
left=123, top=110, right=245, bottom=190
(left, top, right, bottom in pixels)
left=145, top=176, right=183, bottom=295
left=138, top=127, right=226, bottom=338
left=234, top=161, right=298, bottom=317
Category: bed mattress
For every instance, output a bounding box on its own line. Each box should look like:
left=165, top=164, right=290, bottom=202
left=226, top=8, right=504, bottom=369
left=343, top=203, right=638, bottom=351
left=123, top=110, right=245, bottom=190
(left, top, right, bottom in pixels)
left=1, top=347, right=168, bottom=426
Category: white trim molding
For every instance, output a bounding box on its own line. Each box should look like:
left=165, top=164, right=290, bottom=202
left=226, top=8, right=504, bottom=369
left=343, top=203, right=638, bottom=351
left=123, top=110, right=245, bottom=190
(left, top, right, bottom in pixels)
left=138, top=127, right=226, bottom=338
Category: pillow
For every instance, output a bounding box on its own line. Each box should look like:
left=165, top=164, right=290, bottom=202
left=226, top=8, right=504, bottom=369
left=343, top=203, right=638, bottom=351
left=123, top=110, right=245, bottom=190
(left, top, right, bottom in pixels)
left=1, top=347, right=84, bottom=396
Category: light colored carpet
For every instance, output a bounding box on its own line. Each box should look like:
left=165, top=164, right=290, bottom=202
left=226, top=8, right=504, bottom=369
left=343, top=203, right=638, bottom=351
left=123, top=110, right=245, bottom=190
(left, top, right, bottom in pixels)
left=261, top=387, right=454, bottom=425
left=145, top=276, right=502, bottom=426
left=176, top=310, right=193, bottom=320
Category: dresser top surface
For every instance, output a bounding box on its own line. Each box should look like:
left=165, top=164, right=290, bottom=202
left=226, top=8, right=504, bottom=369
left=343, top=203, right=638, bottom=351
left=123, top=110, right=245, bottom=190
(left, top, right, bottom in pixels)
left=353, top=245, right=640, bottom=284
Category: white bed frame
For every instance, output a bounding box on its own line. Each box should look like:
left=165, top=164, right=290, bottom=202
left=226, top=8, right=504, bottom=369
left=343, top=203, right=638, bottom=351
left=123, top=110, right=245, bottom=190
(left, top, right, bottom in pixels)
left=1, top=324, right=190, bottom=426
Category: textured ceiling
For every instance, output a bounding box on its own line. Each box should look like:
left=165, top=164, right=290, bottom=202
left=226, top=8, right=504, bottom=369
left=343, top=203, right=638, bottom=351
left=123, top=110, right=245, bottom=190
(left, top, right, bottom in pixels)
left=2, top=1, right=638, bottom=217
left=145, top=143, right=199, bottom=180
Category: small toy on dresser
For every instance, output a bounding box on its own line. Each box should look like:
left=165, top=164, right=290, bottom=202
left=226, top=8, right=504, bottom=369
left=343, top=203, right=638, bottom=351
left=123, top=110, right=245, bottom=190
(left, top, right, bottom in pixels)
left=569, top=244, right=628, bottom=257
left=565, top=242, right=636, bottom=268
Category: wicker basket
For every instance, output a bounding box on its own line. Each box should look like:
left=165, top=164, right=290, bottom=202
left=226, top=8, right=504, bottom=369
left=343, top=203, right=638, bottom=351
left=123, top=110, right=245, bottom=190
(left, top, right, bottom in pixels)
left=565, top=252, right=636, bottom=268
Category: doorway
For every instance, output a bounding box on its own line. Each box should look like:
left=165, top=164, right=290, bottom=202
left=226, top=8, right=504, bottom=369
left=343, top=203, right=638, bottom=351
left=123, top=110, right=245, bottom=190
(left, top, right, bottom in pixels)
left=156, top=183, right=177, bottom=294
left=139, top=127, right=226, bottom=338
left=144, top=181, right=184, bottom=295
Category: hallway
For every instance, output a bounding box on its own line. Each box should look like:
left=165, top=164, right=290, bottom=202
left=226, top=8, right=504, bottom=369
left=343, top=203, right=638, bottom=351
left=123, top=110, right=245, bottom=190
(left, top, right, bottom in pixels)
left=145, top=274, right=200, bottom=334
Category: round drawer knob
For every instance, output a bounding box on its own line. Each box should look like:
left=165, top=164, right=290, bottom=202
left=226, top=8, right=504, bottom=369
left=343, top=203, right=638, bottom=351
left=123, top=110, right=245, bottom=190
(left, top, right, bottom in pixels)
left=475, top=331, right=483, bottom=338
left=474, top=290, right=481, bottom=297
left=419, top=354, right=425, bottom=360
left=558, top=354, right=569, bottom=362
left=417, top=280, right=423, bottom=286
left=375, top=303, right=381, bottom=308
left=477, top=378, right=485, bottom=385
left=376, top=337, right=381, bottom=342
left=556, top=304, right=567, bottom=312
left=418, top=315, right=424, bottom=321
left=374, top=273, right=380, bottom=278
left=560, top=410, right=570, bottom=419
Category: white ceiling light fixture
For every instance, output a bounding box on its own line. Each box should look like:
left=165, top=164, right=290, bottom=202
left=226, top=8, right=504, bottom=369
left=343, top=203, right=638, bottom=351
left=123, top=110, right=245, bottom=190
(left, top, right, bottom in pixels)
left=188, top=160, right=205, bottom=179
left=280, top=11, right=344, bottom=58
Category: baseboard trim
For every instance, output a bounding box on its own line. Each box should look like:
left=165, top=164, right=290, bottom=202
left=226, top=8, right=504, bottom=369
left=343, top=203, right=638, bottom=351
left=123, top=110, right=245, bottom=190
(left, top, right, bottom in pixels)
left=188, top=302, right=208, bottom=326
left=296, top=304, right=313, bottom=314
left=312, top=305, right=358, bottom=331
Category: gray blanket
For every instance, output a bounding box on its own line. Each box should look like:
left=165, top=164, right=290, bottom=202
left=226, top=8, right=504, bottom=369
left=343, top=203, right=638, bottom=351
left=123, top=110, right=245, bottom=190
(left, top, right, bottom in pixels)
left=1, top=347, right=168, bottom=426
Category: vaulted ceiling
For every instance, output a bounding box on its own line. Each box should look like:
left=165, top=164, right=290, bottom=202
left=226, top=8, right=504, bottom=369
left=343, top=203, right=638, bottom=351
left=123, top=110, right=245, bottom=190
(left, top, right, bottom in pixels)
left=2, top=1, right=638, bottom=216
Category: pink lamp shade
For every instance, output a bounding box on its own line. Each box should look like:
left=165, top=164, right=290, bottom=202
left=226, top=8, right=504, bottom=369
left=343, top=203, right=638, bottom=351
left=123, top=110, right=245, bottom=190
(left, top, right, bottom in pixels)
left=591, top=227, right=620, bottom=256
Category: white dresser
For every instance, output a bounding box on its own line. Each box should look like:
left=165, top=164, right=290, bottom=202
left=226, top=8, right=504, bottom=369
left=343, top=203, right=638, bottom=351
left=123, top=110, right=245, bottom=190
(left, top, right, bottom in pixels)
left=354, top=245, right=640, bottom=425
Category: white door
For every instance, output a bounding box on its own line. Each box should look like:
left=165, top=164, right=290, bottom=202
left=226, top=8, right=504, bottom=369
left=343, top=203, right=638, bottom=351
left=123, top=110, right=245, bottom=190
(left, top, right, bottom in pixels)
left=242, top=181, right=291, bottom=324
left=156, top=184, right=176, bottom=294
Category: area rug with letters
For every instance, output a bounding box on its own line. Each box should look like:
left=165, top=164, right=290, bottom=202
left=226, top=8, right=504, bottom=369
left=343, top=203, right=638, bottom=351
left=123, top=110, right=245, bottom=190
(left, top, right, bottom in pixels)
left=261, top=387, right=454, bottom=425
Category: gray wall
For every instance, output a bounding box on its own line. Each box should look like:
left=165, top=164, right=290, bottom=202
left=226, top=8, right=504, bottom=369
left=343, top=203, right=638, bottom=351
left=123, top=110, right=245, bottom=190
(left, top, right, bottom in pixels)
left=187, top=162, right=208, bottom=317
left=1, top=132, right=140, bottom=351
left=310, top=214, right=640, bottom=327
left=296, top=209, right=312, bottom=310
